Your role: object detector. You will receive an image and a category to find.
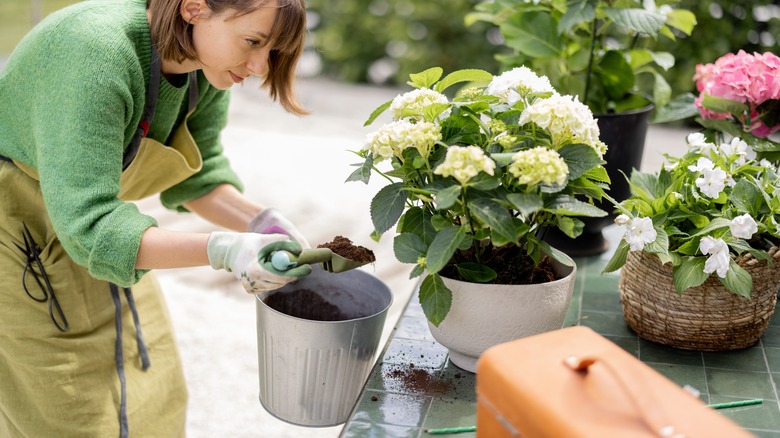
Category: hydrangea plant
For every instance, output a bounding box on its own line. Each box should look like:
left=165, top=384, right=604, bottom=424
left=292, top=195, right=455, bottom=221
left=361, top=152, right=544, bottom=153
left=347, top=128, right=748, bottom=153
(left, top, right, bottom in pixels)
left=604, top=52, right=780, bottom=296
left=348, top=66, right=611, bottom=326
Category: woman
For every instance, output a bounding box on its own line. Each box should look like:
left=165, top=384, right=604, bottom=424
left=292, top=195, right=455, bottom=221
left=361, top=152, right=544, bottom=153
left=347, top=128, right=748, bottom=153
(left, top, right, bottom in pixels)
left=0, top=0, right=310, bottom=436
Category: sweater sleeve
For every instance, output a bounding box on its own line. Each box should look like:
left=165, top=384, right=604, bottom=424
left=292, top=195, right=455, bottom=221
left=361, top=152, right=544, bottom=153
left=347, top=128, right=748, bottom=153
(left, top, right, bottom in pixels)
left=29, top=28, right=156, bottom=286
left=159, top=74, right=244, bottom=212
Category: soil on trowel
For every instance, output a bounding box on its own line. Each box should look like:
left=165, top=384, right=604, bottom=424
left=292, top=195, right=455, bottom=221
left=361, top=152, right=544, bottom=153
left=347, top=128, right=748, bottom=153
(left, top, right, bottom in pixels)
left=317, top=235, right=376, bottom=263
left=263, top=288, right=353, bottom=321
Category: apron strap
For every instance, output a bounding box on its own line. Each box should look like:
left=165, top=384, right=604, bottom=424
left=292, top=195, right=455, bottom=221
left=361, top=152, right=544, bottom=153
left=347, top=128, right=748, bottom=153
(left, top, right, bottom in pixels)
left=110, top=283, right=151, bottom=438
left=122, top=45, right=161, bottom=171
left=188, top=71, right=199, bottom=113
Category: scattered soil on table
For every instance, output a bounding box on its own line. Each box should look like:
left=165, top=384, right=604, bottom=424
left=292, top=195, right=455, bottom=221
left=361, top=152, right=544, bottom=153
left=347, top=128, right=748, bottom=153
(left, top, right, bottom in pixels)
left=263, top=288, right=352, bottom=321
left=384, top=363, right=455, bottom=395
left=317, top=235, right=376, bottom=263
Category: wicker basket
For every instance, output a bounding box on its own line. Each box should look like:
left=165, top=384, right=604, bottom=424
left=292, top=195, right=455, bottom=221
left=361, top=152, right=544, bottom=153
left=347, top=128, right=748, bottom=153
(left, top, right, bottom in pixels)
left=619, top=247, right=780, bottom=351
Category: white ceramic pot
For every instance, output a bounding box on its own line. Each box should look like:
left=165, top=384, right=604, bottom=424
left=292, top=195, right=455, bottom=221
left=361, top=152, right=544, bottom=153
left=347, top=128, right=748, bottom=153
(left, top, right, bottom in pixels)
left=427, top=254, right=576, bottom=373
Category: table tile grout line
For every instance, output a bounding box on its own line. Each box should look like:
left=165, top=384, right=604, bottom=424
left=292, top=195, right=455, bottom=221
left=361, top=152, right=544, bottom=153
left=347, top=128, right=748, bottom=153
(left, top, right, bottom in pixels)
left=759, top=338, right=780, bottom=414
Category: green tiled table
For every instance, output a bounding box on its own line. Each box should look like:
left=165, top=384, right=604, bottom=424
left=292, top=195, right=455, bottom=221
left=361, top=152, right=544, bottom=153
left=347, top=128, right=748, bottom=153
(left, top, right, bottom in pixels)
left=340, top=225, right=780, bottom=437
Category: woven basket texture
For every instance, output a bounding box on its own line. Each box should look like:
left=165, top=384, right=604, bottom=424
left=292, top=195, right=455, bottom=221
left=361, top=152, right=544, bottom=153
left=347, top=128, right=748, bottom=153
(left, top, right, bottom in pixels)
left=619, top=248, right=780, bottom=351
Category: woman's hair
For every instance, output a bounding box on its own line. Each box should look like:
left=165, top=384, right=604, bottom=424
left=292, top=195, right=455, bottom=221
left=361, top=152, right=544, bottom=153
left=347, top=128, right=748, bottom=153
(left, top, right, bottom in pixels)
left=147, top=0, right=308, bottom=115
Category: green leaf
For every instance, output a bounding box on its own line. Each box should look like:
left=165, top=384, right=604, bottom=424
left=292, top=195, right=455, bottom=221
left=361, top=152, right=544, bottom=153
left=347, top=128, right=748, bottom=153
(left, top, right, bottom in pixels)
left=500, top=11, right=563, bottom=58
left=555, top=216, right=584, bottom=238
left=665, top=9, right=697, bottom=36
left=604, top=7, right=666, bottom=36
left=408, top=67, right=443, bottom=89
left=596, top=50, right=635, bottom=101
left=345, top=158, right=373, bottom=184
left=539, top=240, right=575, bottom=267
left=557, top=0, right=595, bottom=34
left=419, top=274, right=452, bottom=327
left=548, top=195, right=607, bottom=217
left=557, top=143, right=603, bottom=180
left=398, top=207, right=437, bottom=244
left=672, top=257, right=709, bottom=293
left=409, top=264, right=425, bottom=279
left=652, top=93, right=699, bottom=124
left=393, top=233, right=428, bottom=264
left=630, top=170, right=660, bottom=198
left=730, top=178, right=762, bottom=218
left=434, top=69, right=493, bottom=93
left=507, top=192, right=544, bottom=217
left=675, top=238, right=700, bottom=256
left=421, top=103, right=452, bottom=122
left=721, top=260, right=752, bottom=298
left=456, top=263, right=498, bottom=283
left=469, top=198, right=518, bottom=244
left=700, top=94, right=748, bottom=117
left=651, top=51, right=675, bottom=71
left=603, top=240, right=630, bottom=273
left=364, top=100, right=392, bottom=126
left=652, top=72, right=672, bottom=110
left=426, top=226, right=467, bottom=274
left=691, top=217, right=731, bottom=237
left=370, top=182, right=407, bottom=235
left=644, top=227, right=669, bottom=254
left=435, top=185, right=462, bottom=210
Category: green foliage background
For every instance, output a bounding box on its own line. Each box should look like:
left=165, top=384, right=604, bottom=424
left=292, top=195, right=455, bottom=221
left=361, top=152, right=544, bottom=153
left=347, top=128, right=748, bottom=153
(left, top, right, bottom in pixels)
left=3, top=0, right=779, bottom=98
left=307, top=0, right=502, bottom=85
left=309, top=0, right=780, bottom=95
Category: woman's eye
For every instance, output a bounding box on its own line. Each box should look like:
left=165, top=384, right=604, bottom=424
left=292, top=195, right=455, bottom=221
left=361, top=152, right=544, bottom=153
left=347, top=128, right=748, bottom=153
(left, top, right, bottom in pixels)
left=246, top=39, right=261, bottom=47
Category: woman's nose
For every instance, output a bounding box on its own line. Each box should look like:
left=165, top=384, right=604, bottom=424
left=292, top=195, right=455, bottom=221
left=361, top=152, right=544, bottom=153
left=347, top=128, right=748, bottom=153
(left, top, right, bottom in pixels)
left=247, top=48, right=270, bottom=77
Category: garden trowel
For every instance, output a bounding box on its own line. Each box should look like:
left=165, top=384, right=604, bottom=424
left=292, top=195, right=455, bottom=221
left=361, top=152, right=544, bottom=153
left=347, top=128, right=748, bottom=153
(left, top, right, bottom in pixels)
left=269, top=248, right=370, bottom=274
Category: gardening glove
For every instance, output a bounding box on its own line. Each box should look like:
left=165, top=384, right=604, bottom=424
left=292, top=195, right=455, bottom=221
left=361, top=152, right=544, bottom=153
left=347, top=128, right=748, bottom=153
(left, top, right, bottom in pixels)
left=248, top=208, right=310, bottom=248
left=207, top=231, right=312, bottom=294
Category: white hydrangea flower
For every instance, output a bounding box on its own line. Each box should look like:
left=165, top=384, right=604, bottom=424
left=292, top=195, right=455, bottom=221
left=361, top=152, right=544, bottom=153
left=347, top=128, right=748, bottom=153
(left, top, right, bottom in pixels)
left=363, top=119, right=441, bottom=162
left=518, top=94, right=604, bottom=157
left=390, top=88, right=450, bottom=121
left=686, top=132, right=717, bottom=155
left=508, top=147, right=569, bottom=186
left=688, top=157, right=714, bottom=172
left=434, top=145, right=496, bottom=185
left=730, top=213, right=758, bottom=239
left=759, top=159, right=774, bottom=169
left=700, top=236, right=730, bottom=278
left=695, top=167, right=728, bottom=198
left=486, top=66, right=556, bottom=105
left=719, top=137, right=756, bottom=165
left=622, top=217, right=657, bottom=251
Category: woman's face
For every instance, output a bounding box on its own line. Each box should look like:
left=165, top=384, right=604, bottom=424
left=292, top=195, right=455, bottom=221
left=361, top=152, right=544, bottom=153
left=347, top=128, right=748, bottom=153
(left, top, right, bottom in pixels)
left=185, top=0, right=279, bottom=90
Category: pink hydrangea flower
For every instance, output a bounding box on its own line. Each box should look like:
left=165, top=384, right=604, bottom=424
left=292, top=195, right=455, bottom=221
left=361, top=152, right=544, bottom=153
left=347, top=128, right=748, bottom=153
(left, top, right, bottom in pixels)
left=694, top=51, right=780, bottom=138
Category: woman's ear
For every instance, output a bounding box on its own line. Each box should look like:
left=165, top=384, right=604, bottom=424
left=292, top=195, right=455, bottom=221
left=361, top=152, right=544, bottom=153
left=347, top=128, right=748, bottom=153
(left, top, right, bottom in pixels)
left=180, top=0, right=205, bottom=24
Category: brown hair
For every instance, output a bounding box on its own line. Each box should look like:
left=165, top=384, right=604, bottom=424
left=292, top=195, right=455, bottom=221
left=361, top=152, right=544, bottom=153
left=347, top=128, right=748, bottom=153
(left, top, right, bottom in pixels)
left=147, top=0, right=308, bottom=115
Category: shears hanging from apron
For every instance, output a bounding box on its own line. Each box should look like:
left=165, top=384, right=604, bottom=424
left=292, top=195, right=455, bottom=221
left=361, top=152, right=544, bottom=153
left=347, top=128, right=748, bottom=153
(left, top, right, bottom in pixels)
left=0, top=43, right=202, bottom=438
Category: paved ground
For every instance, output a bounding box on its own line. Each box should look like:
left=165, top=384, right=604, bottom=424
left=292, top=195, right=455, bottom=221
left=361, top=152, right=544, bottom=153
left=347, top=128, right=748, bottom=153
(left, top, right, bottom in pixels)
left=1, top=51, right=692, bottom=436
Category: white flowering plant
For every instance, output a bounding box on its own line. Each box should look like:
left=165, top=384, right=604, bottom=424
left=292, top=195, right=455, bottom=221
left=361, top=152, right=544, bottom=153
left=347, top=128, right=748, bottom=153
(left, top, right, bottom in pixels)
left=348, top=66, right=611, bottom=326
left=603, top=130, right=780, bottom=297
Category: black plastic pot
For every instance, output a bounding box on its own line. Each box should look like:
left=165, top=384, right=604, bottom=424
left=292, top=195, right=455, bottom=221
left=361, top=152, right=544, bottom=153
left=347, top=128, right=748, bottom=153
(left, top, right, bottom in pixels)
left=544, top=105, right=654, bottom=257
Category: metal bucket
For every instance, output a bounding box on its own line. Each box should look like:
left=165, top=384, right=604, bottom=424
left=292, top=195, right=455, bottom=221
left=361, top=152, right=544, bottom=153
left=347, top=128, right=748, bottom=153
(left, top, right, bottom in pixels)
left=255, top=267, right=392, bottom=427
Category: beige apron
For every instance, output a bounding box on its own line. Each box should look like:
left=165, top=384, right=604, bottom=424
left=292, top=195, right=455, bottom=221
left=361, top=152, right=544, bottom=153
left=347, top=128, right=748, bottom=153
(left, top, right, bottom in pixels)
left=0, top=50, right=202, bottom=437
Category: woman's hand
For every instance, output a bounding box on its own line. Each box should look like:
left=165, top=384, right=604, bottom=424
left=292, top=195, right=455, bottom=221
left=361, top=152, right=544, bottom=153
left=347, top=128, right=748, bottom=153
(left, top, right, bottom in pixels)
left=206, top=231, right=311, bottom=293
left=247, top=208, right=310, bottom=248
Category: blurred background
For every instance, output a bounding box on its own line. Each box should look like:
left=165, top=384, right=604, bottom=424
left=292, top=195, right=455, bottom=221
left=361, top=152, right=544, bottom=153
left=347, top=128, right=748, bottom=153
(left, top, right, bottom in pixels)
left=3, top=1, right=780, bottom=89
left=1, top=1, right=779, bottom=437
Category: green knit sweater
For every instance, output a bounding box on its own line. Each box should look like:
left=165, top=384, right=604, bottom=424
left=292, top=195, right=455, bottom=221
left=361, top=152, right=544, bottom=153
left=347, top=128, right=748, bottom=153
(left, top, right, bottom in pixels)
left=0, top=0, right=244, bottom=286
